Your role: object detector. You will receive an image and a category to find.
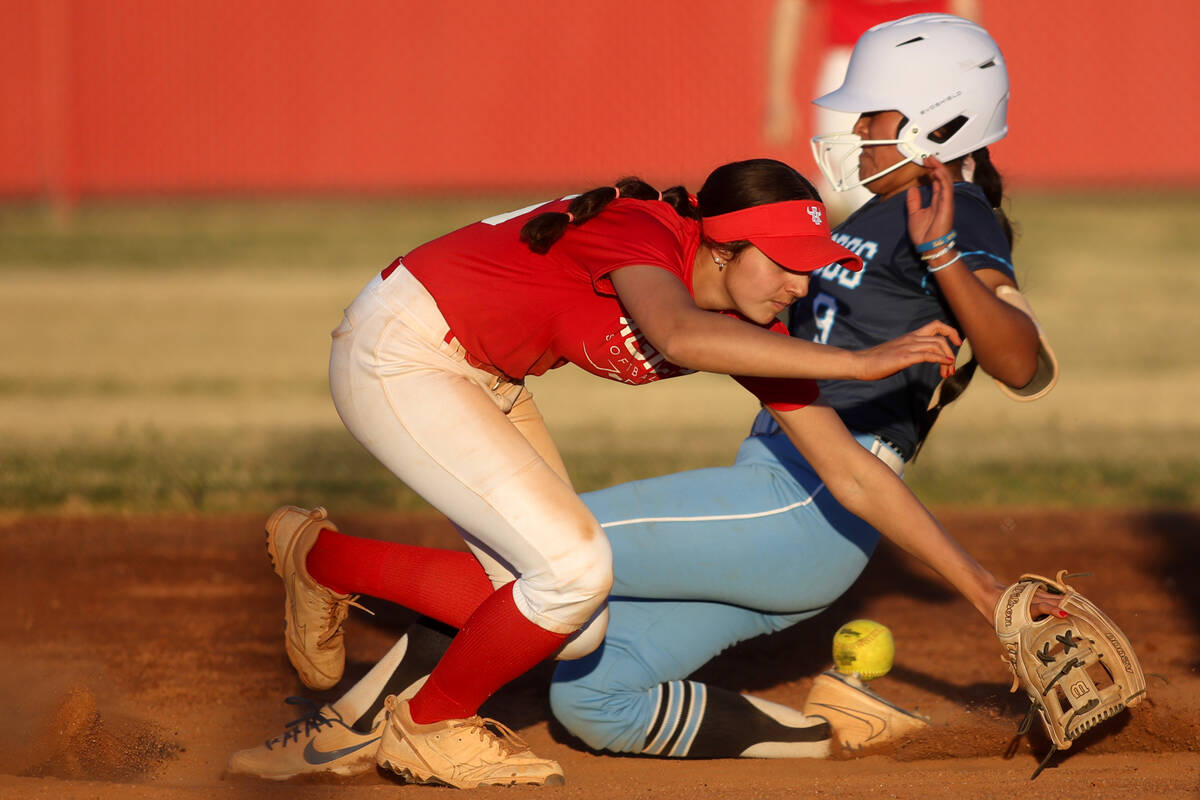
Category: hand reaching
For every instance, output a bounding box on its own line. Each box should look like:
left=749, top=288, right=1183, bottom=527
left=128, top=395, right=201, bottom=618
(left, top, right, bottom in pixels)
left=852, top=320, right=962, bottom=381
left=977, top=579, right=1067, bottom=623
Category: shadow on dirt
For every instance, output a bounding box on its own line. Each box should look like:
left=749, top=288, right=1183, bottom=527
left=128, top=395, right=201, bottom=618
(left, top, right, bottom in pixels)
left=1140, top=510, right=1200, bottom=669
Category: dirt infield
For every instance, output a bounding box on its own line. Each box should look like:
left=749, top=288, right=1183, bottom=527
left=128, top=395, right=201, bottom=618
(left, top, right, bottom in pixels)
left=2, top=509, right=1198, bottom=799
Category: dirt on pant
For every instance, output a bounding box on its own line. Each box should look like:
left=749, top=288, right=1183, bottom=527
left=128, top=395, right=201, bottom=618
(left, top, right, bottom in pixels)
left=1, top=509, right=1197, bottom=799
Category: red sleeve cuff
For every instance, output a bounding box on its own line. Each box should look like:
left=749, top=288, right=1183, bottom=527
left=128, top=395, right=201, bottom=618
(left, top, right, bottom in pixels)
left=732, top=375, right=820, bottom=411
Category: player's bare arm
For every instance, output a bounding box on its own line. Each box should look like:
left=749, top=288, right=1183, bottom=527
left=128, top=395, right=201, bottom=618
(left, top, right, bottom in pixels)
left=768, top=402, right=1062, bottom=621
left=609, top=264, right=957, bottom=381
left=908, top=157, right=1040, bottom=387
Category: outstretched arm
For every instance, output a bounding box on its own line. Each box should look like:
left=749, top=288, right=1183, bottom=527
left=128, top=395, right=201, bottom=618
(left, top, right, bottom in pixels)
left=769, top=402, right=1062, bottom=621
left=610, top=264, right=959, bottom=381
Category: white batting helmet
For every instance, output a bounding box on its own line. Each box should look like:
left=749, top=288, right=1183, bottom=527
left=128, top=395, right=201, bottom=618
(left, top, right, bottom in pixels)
left=811, top=13, right=1009, bottom=192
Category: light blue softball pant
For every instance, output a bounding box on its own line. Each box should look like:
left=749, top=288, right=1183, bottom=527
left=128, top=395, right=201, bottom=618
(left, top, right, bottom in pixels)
left=548, top=430, right=890, bottom=756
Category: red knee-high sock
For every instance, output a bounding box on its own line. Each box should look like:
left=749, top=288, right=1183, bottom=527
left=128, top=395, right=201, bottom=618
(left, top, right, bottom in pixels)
left=408, top=581, right=569, bottom=723
left=305, top=528, right=493, bottom=629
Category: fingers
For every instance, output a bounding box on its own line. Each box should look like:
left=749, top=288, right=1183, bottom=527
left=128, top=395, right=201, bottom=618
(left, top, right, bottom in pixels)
left=894, top=333, right=958, bottom=365
left=907, top=156, right=955, bottom=245
left=905, top=185, right=922, bottom=216
left=859, top=327, right=962, bottom=380
left=1032, top=599, right=1068, bottom=619
left=911, top=320, right=963, bottom=347
left=919, top=156, right=955, bottom=233
left=899, top=336, right=956, bottom=367
left=926, top=335, right=956, bottom=364
left=1029, top=589, right=1068, bottom=619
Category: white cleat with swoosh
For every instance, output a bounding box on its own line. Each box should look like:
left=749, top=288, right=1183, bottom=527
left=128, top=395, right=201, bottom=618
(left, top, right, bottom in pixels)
left=226, top=699, right=383, bottom=781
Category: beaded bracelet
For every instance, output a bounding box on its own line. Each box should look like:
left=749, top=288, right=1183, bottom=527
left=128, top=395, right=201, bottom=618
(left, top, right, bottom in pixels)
left=927, top=252, right=963, bottom=273
left=919, top=244, right=955, bottom=262
left=915, top=230, right=956, bottom=254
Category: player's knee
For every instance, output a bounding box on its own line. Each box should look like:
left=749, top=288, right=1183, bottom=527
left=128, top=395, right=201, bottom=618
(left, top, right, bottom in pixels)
left=549, top=670, right=645, bottom=754
left=555, top=604, right=608, bottom=660
left=560, top=540, right=614, bottom=612
left=548, top=680, right=608, bottom=750
left=517, top=532, right=613, bottom=631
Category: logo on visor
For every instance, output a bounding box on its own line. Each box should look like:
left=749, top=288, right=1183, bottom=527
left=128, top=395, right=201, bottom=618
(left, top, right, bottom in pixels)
left=808, top=206, right=823, bottom=226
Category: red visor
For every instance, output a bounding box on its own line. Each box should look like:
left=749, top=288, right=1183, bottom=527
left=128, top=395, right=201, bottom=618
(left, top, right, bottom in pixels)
left=701, top=200, right=862, bottom=273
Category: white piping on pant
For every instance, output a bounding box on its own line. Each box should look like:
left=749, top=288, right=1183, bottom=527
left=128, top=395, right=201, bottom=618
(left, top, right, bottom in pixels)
left=600, top=484, right=827, bottom=529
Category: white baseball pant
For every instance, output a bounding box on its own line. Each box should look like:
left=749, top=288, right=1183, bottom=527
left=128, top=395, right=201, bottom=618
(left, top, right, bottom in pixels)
left=328, top=264, right=613, bottom=641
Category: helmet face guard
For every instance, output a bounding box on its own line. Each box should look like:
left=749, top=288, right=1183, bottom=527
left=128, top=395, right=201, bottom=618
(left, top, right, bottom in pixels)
left=811, top=126, right=929, bottom=193
left=811, top=13, right=1009, bottom=192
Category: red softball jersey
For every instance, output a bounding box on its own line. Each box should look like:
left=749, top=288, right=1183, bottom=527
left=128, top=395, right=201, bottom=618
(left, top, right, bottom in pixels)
left=398, top=196, right=818, bottom=412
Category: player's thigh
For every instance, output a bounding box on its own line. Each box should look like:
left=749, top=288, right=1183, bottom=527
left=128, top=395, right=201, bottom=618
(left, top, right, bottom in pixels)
left=457, top=387, right=570, bottom=590
left=332, top=325, right=610, bottom=629
left=584, top=461, right=873, bottom=613
left=506, top=386, right=572, bottom=486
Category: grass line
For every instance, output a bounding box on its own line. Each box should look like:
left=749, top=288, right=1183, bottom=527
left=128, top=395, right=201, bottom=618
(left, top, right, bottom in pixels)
left=2, top=427, right=1198, bottom=515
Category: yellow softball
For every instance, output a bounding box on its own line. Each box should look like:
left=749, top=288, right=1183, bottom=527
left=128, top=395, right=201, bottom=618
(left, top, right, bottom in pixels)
left=832, top=619, right=895, bottom=681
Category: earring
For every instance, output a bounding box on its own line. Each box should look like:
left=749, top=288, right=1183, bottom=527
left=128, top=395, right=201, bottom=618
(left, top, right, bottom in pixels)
left=712, top=254, right=726, bottom=271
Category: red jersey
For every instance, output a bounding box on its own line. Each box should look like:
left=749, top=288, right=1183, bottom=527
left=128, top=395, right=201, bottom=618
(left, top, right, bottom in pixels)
left=827, top=0, right=947, bottom=45
left=399, top=197, right=817, bottom=412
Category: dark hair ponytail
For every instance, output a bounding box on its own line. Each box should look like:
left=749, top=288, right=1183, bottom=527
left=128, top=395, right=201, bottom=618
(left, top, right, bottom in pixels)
left=911, top=358, right=979, bottom=461
left=971, top=146, right=1014, bottom=247
left=520, top=158, right=819, bottom=255
left=912, top=146, right=1015, bottom=459
left=520, top=178, right=696, bottom=254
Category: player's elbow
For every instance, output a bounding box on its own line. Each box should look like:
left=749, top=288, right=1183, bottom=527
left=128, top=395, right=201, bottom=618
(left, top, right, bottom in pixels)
left=819, top=449, right=893, bottom=518
left=824, top=471, right=873, bottom=518
left=985, top=349, right=1038, bottom=391
left=642, top=316, right=715, bottom=371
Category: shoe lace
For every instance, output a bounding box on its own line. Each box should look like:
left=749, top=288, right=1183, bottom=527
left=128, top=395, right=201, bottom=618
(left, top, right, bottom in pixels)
left=263, top=697, right=336, bottom=750
left=379, top=696, right=531, bottom=758
left=318, top=593, right=372, bottom=647
left=465, top=716, right=533, bottom=758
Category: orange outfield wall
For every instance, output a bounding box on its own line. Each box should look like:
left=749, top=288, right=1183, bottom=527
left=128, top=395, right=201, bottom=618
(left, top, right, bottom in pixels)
left=4, top=0, right=1198, bottom=201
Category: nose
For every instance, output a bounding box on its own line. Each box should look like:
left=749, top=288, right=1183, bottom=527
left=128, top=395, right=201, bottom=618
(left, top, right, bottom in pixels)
left=852, top=114, right=871, bottom=137
left=789, top=274, right=811, bottom=299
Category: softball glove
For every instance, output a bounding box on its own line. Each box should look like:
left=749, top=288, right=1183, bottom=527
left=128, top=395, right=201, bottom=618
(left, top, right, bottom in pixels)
left=994, top=570, right=1147, bottom=778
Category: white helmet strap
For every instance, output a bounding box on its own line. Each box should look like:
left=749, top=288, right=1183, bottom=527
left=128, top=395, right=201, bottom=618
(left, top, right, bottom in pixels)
left=810, top=124, right=931, bottom=193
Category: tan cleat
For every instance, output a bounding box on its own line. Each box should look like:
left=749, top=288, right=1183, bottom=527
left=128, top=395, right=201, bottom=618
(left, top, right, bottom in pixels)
left=376, top=696, right=565, bottom=789
left=265, top=505, right=364, bottom=690
left=802, top=669, right=929, bottom=751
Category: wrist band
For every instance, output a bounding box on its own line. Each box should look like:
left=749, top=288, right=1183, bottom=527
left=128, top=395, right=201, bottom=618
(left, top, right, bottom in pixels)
left=927, top=252, right=963, bottom=273
left=915, top=230, right=956, bottom=253
left=920, top=244, right=954, bottom=261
